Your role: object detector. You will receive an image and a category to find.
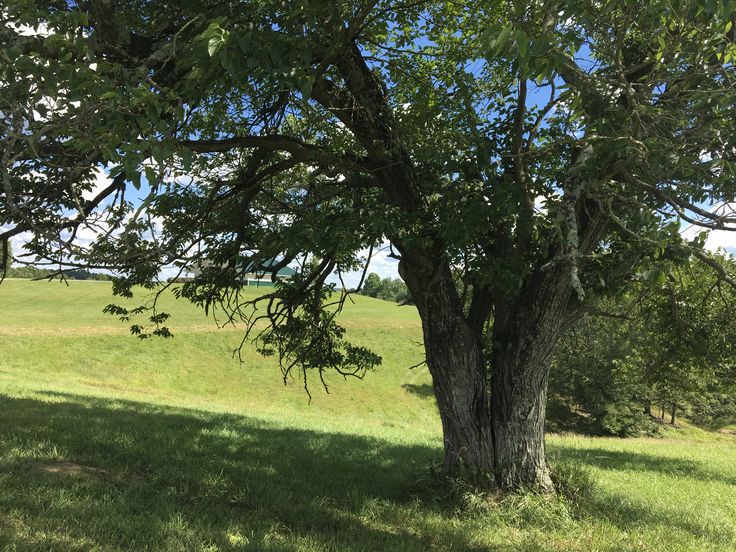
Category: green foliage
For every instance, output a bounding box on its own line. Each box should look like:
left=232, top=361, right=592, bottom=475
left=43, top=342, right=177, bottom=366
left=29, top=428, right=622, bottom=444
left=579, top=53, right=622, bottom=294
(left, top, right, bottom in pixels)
left=689, top=392, right=736, bottom=429
left=551, top=256, right=736, bottom=436
left=4, top=1, right=736, bottom=491
left=3, top=0, right=736, bottom=387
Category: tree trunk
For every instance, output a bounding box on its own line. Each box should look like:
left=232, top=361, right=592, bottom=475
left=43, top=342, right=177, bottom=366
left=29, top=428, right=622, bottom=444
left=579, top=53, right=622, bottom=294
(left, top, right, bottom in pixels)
left=670, top=404, right=676, bottom=425
left=491, top=346, right=554, bottom=490
left=426, top=320, right=494, bottom=474
left=489, top=269, right=571, bottom=491
left=400, top=254, right=572, bottom=492
left=400, top=258, right=494, bottom=474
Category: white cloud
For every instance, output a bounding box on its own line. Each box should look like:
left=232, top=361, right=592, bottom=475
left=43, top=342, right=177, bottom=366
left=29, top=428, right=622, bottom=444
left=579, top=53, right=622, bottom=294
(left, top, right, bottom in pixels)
left=82, top=167, right=113, bottom=201
left=681, top=226, right=736, bottom=253
left=366, top=246, right=400, bottom=278
left=702, top=230, right=736, bottom=252
left=9, top=20, right=52, bottom=37
left=7, top=230, right=33, bottom=260
left=679, top=203, right=736, bottom=253
left=534, top=195, right=548, bottom=214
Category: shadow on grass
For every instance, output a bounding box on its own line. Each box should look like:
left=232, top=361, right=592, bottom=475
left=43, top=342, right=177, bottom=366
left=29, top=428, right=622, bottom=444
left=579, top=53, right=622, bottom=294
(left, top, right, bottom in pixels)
left=550, top=446, right=736, bottom=546
left=0, top=392, right=733, bottom=551
left=0, top=392, right=478, bottom=551
left=400, top=383, right=435, bottom=399
left=545, top=397, right=597, bottom=435
left=557, top=447, right=736, bottom=487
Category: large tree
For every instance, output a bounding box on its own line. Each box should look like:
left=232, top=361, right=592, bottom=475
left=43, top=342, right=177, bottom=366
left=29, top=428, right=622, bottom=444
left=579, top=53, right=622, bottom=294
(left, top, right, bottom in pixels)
left=2, top=0, right=736, bottom=490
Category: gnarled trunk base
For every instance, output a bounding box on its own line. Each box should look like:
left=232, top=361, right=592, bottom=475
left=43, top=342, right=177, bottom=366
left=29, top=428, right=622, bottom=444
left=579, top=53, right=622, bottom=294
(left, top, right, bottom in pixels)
left=401, top=257, right=566, bottom=493
left=492, top=376, right=553, bottom=491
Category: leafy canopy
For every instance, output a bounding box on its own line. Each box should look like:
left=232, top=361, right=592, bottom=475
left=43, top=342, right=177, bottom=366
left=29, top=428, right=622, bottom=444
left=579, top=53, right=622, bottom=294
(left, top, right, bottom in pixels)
left=2, top=0, right=736, bottom=389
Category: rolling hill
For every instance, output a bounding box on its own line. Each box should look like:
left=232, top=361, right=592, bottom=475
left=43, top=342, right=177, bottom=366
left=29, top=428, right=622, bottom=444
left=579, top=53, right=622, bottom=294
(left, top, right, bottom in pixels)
left=0, top=280, right=734, bottom=551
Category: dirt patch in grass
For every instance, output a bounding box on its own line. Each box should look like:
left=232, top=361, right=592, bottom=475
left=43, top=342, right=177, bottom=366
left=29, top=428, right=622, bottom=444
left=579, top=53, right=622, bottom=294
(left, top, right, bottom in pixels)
left=717, top=429, right=736, bottom=435
left=33, top=460, right=144, bottom=484
left=0, top=514, right=24, bottom=530
left=35, top=460, right=107, bottom=479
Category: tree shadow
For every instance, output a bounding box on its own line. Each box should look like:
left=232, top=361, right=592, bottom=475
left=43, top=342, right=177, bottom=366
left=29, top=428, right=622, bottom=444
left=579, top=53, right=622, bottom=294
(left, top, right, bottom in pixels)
left=549, top=446, right=736, bottom=545
left=0, top=392, right=479, bottom=551
left=400, top=383, right=435, bottom=399
left=584, top=490, right=736, bottom=545
left=545, top=397, right=597, bottom=435
left=0, top=392, right=733, bottom=550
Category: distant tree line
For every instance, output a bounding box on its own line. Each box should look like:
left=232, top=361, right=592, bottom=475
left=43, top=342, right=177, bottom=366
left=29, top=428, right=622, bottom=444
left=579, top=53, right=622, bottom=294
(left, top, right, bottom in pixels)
left=2, top=244, right=110, bottom=281
left=3, top=266, right=112, bottom=280
left=358, top=273, right=412, bottom=304
left=549, top=256, right=736, bottom=436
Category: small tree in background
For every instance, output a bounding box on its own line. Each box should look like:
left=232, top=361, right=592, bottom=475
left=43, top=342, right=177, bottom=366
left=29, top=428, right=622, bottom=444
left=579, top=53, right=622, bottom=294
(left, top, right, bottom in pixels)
left=551, top=256, right=736, bottom=435
left=361, top=273, right=383, bottom=298
left=358, top=273, right=411, bottom=304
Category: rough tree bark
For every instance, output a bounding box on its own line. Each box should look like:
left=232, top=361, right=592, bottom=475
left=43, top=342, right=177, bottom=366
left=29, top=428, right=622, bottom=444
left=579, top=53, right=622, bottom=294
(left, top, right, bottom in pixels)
left=490, top=266, right=573, bottom=490
left=400, top=251, right=573, bottom=491
left=400, top=257, right=494, bottom=474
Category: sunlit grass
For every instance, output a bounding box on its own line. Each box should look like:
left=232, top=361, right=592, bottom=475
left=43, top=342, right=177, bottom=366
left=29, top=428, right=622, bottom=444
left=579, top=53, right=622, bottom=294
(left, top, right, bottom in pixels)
left=1, top=280, right=735, bottom=551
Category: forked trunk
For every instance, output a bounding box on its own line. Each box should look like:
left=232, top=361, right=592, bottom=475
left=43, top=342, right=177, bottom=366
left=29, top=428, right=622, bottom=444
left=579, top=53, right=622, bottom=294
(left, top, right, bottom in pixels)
left=401, top=257, right=571, bottom=492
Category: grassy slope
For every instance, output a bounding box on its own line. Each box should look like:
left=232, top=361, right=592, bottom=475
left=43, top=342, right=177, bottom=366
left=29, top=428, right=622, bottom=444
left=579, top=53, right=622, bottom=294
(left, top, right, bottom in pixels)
left=1, top=280, right=735, bottom=551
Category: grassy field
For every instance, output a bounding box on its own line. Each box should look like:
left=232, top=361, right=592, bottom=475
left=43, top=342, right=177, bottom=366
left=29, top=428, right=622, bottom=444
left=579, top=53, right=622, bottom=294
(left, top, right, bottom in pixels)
left=1, top=279, right=735, bottom=551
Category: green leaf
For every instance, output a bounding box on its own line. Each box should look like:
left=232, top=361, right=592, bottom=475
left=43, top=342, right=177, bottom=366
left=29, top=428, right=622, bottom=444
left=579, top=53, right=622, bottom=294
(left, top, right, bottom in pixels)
left=208, top=36, right=223, bottom=57
left=130, top=170, right=141, bottom=190
left=299, top=74, right=315, bottom=98
left=144, top=165, right=157, bottom=185
left=516, top=30, right=528, bottom=59
left=152, top=145, right=166, bottom=165
left=180, top=148, right=194, bottom=171
left=145, top=102, right=159, bottom=121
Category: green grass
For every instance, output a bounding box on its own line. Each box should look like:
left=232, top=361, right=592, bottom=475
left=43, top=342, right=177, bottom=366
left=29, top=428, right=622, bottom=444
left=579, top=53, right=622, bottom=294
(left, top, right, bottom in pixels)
left=0, top=279, right=432, bottom=432
left=1, top=280, right=735, bottom=551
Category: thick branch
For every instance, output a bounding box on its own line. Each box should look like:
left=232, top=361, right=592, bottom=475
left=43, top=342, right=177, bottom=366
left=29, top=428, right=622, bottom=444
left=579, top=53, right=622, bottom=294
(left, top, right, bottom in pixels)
left=692, top=249, right=736, bottom=290
left=626, top=175, right=736, bottom=230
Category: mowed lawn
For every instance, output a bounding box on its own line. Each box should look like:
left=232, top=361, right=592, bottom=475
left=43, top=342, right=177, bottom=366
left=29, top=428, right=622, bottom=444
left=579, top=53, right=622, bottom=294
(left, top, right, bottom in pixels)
left=0, top=280, right=735, bottom=551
